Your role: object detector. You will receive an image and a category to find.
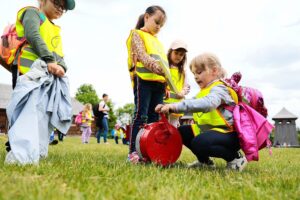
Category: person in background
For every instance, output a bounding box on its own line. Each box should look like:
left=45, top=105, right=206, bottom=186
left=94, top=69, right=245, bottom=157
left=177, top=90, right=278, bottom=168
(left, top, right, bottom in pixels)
left=97, top=94, right=110, bottom=144
left=81, top=103, right=94, bottom=144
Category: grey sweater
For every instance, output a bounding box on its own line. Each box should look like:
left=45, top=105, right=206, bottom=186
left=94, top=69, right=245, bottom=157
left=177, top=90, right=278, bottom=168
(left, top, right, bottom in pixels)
left=174, top=83, right=236, bottom=125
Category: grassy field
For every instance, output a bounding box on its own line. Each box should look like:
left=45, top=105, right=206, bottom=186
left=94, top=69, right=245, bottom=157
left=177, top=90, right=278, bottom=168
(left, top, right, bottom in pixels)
left=0, top=135, right=299, bottom=200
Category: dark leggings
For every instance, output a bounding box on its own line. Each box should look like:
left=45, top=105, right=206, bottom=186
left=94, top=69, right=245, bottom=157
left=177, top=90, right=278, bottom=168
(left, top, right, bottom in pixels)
left=178, top=125, right=240, bottom=163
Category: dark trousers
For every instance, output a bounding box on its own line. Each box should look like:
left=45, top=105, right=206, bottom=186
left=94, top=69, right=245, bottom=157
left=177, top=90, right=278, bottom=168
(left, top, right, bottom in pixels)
left=115, top=136, right=119, bottom=144
left=129, top=77, right=165, bottom=153
left=178, top=125, right=240, bottom=162
left=57, top=131, right=64, bottom=141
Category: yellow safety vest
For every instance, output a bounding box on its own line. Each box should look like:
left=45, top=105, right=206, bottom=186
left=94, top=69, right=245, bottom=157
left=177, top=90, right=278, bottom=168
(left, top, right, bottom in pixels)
left=15, top=7, right=64, bottom=74
left=164, top=67, right=184, bottom=103
left=81, top=112, right=92, bottom=126
left=192, top=81, right=238, bottom=135
left=126, top=29, right=166, bottom=83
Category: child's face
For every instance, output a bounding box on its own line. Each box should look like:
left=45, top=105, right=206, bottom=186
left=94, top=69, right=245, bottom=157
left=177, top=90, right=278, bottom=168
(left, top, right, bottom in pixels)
left=170, top=50, right=185, bottom=66
left=192, top=65, right=219, bottom=89
left=144, top=10, right=166, bottom=35
left=40, top=0, right=65, bottom=20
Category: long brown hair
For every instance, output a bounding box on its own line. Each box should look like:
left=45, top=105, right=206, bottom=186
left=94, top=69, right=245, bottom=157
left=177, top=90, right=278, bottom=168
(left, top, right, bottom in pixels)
left=135, top=5, right=166, bottom=29
left=167, top=49, right=187, bottom=81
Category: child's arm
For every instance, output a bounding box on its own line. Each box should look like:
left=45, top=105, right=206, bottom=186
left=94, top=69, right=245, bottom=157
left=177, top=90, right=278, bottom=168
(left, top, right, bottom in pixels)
left=156, top=85, right=235, bottom=114
left=131, top=31, right=164, bottom=76
left=21, top=9, right=66, bottom=76
left=177, top=75, right=190, bottom=98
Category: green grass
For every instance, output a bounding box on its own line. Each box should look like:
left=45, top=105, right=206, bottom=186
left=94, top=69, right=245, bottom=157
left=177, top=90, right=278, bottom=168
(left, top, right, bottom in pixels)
left=0, top=135, right=299, bottom=200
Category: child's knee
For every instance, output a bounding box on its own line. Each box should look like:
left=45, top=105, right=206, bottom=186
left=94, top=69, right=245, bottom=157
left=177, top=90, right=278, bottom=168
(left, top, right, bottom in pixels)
left=191, top=136, right=209, bottom=152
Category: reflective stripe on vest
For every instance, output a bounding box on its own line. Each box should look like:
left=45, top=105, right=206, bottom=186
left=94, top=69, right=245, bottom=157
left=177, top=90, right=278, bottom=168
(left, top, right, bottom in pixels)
left=164, top=68, right=184, bottom=103
left=193, top=81, right=238, bottom=133
left=126, top=29, right=166, bottom=83
left=16, top=7, right=64, bottom=74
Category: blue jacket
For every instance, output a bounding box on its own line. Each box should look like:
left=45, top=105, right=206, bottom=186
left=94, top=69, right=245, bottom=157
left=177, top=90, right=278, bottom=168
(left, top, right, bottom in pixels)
left=5, top=60, right=72, bottom=164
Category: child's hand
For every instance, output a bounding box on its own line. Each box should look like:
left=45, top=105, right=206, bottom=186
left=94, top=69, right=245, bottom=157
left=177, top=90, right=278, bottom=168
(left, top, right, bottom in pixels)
left=176, top=91, right=185, bottom=99
left=155, top=104, right=175, bottom=114
left=48, top=63, right=65, bottom=77
left=152, top=65, right=164, bottom=76
left=164, top=89, right=170, bottom=99
left=150, top=62, right=164, bottom=76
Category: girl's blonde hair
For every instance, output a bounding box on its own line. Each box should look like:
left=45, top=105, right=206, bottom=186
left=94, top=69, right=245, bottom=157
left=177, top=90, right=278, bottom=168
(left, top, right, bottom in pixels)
left=83, top=103, right=92, bottom=115
left=189, top=53, right=226, bottom=79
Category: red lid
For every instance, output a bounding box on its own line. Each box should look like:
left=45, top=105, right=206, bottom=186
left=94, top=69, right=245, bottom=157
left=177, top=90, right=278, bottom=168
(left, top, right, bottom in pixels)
left=136, top=114, right=182, bottom=166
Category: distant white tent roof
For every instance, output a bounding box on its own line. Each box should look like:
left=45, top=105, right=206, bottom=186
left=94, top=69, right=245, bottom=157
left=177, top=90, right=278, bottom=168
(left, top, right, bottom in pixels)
left=272, top=107, right=298, bottom=120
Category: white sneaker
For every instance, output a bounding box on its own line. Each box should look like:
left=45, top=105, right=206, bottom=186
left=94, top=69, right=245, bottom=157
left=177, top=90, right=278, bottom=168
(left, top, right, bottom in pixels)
left=187, top=160, right=216, bottom=169
left=226, top=156, right=247, bottom=172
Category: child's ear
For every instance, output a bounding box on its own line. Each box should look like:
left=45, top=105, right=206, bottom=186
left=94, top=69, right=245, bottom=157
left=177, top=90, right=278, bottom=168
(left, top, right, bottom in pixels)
left=212, top=66, right=219, bottom=76
left=144, top=13, right=150, bottom=21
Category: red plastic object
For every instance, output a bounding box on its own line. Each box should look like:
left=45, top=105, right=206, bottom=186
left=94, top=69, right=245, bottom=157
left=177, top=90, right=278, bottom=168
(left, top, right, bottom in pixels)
left=136, top=114, right=182, bottom=166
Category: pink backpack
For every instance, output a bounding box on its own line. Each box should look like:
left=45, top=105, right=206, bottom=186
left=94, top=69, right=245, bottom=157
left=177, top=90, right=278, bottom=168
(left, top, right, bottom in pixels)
left=0, top=24, right=26, bottom=70
left=224, top=72, right=268, bottom=117
left=75, top=112, right=82, bottom=126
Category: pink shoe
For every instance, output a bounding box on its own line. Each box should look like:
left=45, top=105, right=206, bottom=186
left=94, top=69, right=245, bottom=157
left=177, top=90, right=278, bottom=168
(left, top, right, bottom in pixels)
left=127, top=152, right=149, bottom=164
left=127, top=152, right=140, bottom=164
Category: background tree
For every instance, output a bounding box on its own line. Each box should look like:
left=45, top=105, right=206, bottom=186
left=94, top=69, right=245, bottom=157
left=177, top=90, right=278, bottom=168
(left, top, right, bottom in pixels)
left=115, top=103, right=135, bottom=125
left=75, top=84, right=99, bottom=105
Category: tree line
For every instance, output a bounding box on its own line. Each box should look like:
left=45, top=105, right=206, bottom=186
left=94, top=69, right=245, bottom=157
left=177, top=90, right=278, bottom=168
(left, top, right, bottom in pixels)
left=75, top=84, right=134, bottom=130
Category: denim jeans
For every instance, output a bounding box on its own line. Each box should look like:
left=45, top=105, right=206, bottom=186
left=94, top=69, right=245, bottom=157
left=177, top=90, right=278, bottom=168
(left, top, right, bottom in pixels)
left=97, top=117, right=108, bottom=143
left=129, top=77, right=165, bottom=153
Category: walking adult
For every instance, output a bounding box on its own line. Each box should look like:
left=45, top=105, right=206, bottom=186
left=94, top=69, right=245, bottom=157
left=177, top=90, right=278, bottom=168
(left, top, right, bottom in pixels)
left=96, top=94, right=110, bottom=144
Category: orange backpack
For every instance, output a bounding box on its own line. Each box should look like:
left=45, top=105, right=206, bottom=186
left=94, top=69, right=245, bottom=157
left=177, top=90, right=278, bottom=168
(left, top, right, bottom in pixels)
left=0, top=24, right=26, bottom=72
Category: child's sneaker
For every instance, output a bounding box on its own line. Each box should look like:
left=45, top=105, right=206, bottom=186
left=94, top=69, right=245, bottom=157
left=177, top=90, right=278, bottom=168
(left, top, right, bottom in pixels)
left=187, top=159, right=216, bottom=169
left=127, top=151, right=140, bottom=164
left=226, top=154, right=247, bottom=172
left=5, top=141, right=11, bottom=152
left=127, top=151, right=148, bottom=164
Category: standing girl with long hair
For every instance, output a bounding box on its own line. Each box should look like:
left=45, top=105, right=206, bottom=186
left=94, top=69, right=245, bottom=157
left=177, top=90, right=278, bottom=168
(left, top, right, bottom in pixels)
left=126, top=5, right=167, bottom=163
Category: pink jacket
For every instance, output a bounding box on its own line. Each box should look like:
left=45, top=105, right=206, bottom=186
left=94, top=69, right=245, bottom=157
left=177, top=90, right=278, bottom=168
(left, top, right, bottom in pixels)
left=228, top=102, right=274, bottom=161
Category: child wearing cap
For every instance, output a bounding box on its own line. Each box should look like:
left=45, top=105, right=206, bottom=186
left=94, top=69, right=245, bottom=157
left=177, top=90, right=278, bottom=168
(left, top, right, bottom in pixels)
left=164, top=40, right=190, bottom=127
left=5, top=0, right=75, bottom=155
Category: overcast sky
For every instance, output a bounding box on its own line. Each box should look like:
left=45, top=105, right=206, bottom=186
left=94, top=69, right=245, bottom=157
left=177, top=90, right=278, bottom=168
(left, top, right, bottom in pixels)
left=1, top=0, right=300, bottom=125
